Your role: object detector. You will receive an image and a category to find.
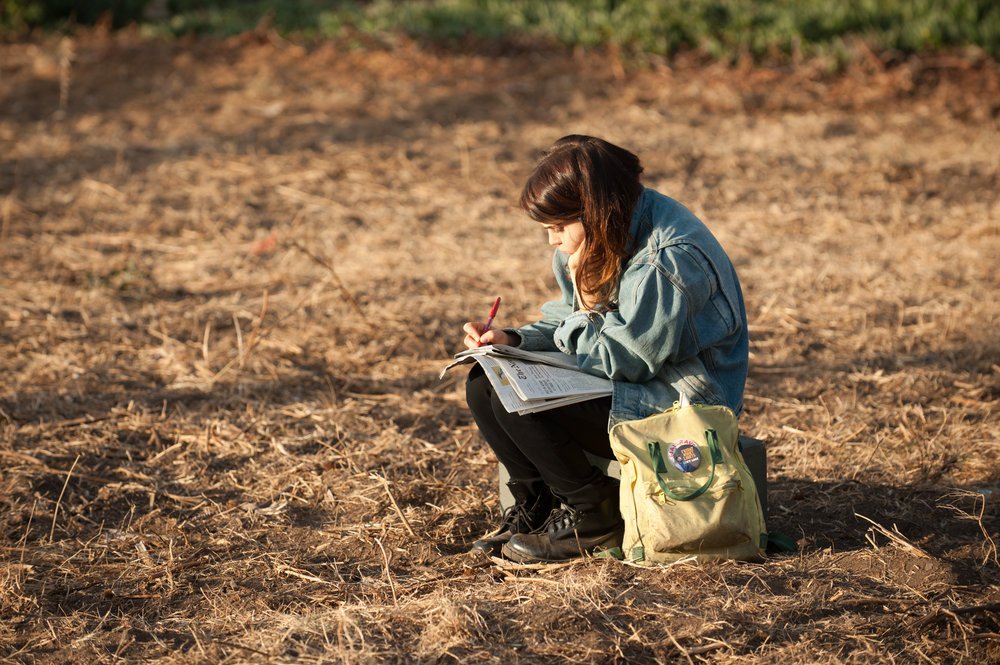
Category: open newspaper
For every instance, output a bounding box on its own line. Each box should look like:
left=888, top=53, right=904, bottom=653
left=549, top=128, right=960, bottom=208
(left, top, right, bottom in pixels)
left=440, top=344, right=612, bottom=415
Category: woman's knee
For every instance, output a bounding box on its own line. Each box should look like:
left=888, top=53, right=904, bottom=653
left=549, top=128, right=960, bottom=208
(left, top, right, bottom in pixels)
left=465, top=365, right=493, bottom=416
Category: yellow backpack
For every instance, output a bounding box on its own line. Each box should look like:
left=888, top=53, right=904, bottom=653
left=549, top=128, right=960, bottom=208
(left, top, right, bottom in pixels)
left=609, top=401, right=767, bottom=563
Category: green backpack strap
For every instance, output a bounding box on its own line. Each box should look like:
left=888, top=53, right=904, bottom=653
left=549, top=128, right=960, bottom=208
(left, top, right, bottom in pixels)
left=593, top=546, right=625, bottom=560
left=647, top=428, right=720, bottom=502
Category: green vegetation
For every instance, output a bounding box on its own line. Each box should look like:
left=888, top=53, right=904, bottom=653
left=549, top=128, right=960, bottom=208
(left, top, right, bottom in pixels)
left=3, top=0, right=998, bottom=60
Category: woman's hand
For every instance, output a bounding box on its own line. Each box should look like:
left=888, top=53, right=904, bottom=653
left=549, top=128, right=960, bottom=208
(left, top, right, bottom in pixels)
left=566, top=241, right=597, bottom=310
left=463, top=322, right=515, bottom=350
left=566, top=241, right=583, bottom=277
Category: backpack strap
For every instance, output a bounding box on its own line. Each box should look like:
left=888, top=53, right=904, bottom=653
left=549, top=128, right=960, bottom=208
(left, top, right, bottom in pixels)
left=647, top=428, right=720, bottom=502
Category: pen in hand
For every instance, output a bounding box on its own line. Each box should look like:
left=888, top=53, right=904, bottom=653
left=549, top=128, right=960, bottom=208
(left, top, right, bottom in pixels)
left=479, top=296, right=502, bottom=346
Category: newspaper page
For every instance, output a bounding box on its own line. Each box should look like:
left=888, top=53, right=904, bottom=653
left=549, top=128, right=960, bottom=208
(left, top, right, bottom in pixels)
left=455, top=344, right=581, bottom=371
left=474, top=355, right=610, bottom=415
left=473, top=355, right=541, bottom=415
left=489, top=355, right=611, bottom=402
left=440, top=344, right=612, bottom=414
left=440, top=344, right=582, bottom=379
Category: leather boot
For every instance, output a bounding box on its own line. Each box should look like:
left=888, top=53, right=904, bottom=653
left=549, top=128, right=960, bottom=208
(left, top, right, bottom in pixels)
left=501, top=474, right=623, bottom=563
left=471, top=479, right=554, bottom=557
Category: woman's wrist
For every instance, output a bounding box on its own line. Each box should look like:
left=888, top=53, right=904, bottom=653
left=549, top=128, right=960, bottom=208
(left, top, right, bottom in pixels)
left=500, top=329, right=522, bottom=347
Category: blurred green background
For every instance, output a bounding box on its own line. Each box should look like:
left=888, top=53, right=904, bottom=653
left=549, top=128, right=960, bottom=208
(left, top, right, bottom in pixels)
left=2, top=0, right=998, bottom=60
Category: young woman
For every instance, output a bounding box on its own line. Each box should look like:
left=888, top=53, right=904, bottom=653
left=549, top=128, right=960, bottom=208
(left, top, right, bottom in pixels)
left=462, top=135, right=749, bottom=563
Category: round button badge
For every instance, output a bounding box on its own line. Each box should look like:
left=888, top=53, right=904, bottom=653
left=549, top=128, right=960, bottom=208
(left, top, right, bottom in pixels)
left=667, top=439, right=702, bottom=473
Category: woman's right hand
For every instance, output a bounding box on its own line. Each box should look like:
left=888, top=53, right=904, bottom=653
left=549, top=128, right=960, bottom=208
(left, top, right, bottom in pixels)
left=463, top=322, right=515, bottom=349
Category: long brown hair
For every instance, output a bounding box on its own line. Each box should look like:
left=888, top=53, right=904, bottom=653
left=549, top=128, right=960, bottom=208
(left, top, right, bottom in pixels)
left=519, top=135, right=643, bottom=310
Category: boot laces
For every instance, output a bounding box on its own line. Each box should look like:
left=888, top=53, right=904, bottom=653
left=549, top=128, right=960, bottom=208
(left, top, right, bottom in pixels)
left=541, top=504, right=581, bottom=533
left=499, top=503, right=533, bottom=532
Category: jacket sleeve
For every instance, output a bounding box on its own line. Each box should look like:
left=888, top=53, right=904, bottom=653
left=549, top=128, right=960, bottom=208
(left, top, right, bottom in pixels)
left=552, top=246, right=710, bottom=382
left=508, top=251, right=575, bottom=352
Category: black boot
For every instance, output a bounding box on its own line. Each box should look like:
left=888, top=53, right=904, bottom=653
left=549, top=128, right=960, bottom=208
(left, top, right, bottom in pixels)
left=501, top=474, right=623, bottom=563
left=471, top=479, right=554, bottom=557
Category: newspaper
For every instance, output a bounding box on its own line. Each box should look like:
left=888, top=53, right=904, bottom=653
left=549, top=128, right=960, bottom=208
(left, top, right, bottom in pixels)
left=440, top=345, right=612, bottom=415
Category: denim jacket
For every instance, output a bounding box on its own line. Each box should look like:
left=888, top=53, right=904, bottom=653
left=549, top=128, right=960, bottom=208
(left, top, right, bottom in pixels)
left=508, top=188, right=749, bottom=430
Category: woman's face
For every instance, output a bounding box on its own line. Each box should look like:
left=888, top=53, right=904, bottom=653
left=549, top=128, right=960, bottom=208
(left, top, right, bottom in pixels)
left=543, top=220, right=586, bottom=254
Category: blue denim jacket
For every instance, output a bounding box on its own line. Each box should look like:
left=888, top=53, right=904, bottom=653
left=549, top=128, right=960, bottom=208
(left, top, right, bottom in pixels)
left=509, top=188, right=749, bottom=430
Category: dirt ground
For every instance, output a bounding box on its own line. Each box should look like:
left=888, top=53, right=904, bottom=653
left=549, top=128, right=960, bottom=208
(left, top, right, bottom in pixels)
left=1, top=29, right=998, bottom=663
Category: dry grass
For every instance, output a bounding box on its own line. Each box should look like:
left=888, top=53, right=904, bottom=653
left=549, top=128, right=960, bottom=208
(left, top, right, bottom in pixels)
left=1, top=32, right=998, bottom=663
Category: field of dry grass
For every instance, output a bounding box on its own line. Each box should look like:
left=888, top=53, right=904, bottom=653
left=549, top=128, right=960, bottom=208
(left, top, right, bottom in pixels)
left=1, top=31, right=998, bottom=663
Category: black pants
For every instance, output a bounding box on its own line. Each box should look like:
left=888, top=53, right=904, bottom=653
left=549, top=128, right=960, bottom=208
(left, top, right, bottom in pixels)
left=465, top=364, right=614, bottom=495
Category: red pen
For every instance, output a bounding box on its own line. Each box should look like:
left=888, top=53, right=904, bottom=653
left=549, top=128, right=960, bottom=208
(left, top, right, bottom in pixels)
left=479, top=296, right=502, bottom=346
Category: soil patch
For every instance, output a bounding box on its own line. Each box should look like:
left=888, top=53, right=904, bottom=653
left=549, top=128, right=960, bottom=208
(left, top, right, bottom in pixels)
left=1, top=31, right=998, bottom=663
